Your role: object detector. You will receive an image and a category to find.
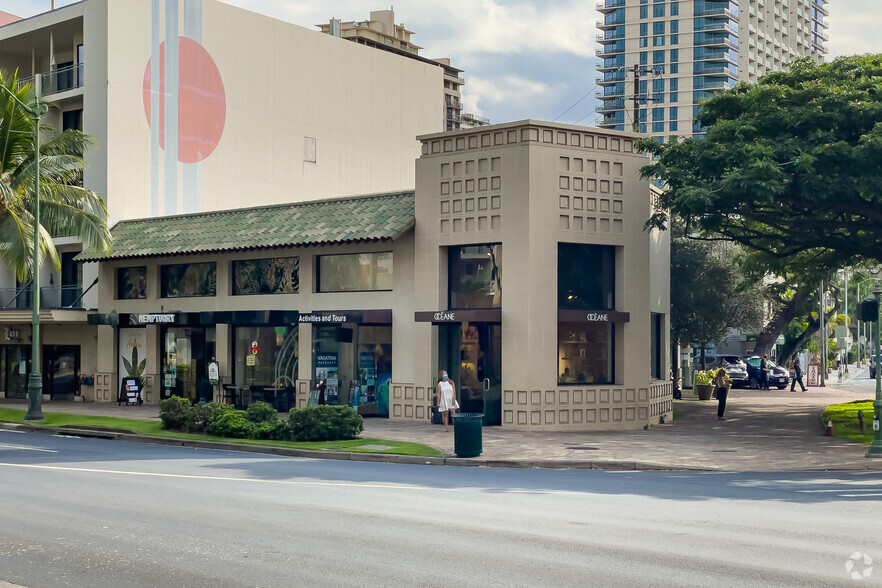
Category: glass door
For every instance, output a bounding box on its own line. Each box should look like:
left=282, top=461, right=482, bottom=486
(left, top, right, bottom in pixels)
left=438, top=322, right=502, bottom=426
left=44, top=345, right=80, bottom=400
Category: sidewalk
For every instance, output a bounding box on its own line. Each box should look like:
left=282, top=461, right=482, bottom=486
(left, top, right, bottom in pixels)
left=2, top=375, right=880, bottom=472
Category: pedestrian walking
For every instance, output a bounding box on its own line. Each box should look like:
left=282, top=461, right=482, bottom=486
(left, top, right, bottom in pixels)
left=790, top=356, right=807, bottom=392
left=435, top=369, right=459, bottom=432
left=760, top=354, right=770, bottom=390
left=715, top=367, right=730, bottom=421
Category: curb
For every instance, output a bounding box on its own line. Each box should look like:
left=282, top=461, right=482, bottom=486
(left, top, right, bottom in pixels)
left=5, top=422, right=878, bottom=472
left=0, top=422, right=719, bottom=471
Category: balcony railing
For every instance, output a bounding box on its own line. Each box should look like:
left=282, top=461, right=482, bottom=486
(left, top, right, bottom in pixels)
left=596, top=0, right=626, bottom=12
left=15, top=63, right=84, bottom=97
left=0, top=285, right=86, bottom=310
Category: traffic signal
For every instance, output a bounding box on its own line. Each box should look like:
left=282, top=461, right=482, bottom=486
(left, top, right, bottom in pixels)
left=858, top=300, right=880, bottom=322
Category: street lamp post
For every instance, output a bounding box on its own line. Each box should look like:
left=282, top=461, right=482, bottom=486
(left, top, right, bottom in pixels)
left=869, top=285, right=882, bottom=457
left=1, top=77, right=46, bottom=421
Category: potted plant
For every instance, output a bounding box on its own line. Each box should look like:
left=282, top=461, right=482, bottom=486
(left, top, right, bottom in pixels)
left=694, top=370, right=715, bottom=400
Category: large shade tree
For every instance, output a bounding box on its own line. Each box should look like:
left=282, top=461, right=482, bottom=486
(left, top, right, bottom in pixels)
left=0, top=70, right=110, bottom=280
left=640, top=54, right=882, bottom=271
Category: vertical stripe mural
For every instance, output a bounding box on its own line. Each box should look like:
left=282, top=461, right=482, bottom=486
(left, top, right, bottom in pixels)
left=163, top=0, right=179, bottom=216
left=143, top=0, right=225, bottom=217
left=149, top=0, right=160, bottom=217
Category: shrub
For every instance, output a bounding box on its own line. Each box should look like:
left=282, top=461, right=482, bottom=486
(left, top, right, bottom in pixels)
left=206, top=410, right=251, bottom=438
left=246, top=401, right=278, bottom=424
left=159, top=396, right=193, bottom=431
left=247, top=419, right=292, bottom=441
left=288, top=405, right=363, bottom=442
left=188, top=402, right=237, bottom=433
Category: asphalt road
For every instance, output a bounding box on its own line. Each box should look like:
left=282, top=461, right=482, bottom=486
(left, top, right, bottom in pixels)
left=1, top=431, right=881, bottom=588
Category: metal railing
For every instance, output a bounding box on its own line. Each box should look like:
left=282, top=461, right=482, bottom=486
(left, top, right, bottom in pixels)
left=16, top=63, right=84, bottom=97
left=0, top=285, right=86, bottom=310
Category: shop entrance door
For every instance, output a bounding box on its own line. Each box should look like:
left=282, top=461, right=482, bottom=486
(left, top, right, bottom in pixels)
left=439, top=322, right=502, bottom=426
left=44, top=345, right=80, bottom=401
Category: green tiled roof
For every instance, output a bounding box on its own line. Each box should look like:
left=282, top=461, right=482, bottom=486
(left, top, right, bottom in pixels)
left=77, top=191, right=415, bottom=262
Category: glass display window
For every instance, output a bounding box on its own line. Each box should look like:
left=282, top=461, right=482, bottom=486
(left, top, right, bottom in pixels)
left=232, top=257, right=299, bottom=295
left=558, top=243, right=615, bottom=310
left=117, top=266, right=147, bottom=299
left=448, top=244, right=502, bottom=309
left=558, top=322, right=613, bottom=385
left=316, top=252, right=393, bottom=292
left=162, top=327, right=216, bottom=401
left=234, top=325, right=298, bottom=389
left=160, top=262, right=217, bottom=298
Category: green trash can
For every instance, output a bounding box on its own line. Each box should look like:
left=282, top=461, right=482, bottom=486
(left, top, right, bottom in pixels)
left=452, top=412, right=484, bottom=458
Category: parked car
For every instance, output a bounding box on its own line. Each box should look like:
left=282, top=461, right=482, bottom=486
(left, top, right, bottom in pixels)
left=692, top=354, right=749, bottom=388
left=745, top=356, right=790, bottom=389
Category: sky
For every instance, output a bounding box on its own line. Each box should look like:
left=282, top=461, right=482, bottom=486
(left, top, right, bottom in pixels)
left=5, top=0, right=880, bottom=126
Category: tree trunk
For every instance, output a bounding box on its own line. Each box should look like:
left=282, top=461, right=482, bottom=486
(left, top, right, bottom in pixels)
left=752, top=285, right=811, bottom=357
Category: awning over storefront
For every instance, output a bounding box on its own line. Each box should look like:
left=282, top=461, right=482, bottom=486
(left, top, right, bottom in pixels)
left=88, top=310, right=301, bottom=326
left=75, top=191, right=415, bottom=262
left=299, top=310, right=392, bottom=324
left=557, top=309, right=630, bottom=323
left=414, top=309, right=502, bottom=324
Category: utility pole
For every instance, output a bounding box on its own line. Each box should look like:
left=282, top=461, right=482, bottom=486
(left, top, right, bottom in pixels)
left=629, top=64, right=664, bottom=133
left=818, top=278, right=827, bottom=388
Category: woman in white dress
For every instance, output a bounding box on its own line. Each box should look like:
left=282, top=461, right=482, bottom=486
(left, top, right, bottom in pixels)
left=436, top=369, right=459, bottom=432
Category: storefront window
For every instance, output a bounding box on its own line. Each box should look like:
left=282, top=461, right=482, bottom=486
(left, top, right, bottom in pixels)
left=160, top=262, right=217, bottom=298
left=232, top=257, right=299, bottom=295
left=117, top=266, right=147, bottom=299
left=558, top=322, right=613, bottom=385
left=310, top=324, right=391, bottom=416
left=558, top=243, right=615, bottom=310
left=356, top=326, right=392, bottom=416
left=234, top=325, right=299, bottom=389
left=317, top=252, right=393, bottom=292
left=449, top=244, right=502, bottom=309
left=162, top=327, right=216, bottom=401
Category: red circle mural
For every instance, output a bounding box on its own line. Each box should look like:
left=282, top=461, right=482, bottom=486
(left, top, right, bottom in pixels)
left=143, top=37, right=226, bottom=164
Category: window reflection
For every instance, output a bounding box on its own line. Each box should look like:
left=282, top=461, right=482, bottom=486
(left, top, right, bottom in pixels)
left=449, top=244, right=501, bottom=309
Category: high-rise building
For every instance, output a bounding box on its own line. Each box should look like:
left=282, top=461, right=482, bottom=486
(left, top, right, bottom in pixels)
left=318, top=9, right=467, bottom=131
left=596, top=0, right=829, bottom=139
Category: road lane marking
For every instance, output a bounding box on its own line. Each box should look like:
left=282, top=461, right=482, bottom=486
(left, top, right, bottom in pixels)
left=0, top=462, right=593, bottom=495
left=0, top=462, right=436, bottom=490
left=0, top=444, right=58, bottom=453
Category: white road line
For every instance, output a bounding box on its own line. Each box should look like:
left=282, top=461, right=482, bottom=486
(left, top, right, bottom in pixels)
left=0, top=444, right=58, bottom=453
left=0, top=462, right=433, bottom=490
left=0, top=462, right=587, bottom=495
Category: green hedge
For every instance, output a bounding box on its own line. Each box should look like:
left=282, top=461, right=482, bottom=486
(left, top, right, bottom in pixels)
left=288, top=405, right=363, bottom=442
left=158, top=397, right=363, bottom=442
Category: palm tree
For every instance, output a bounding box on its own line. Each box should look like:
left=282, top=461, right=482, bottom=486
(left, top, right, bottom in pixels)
left=0, top=69, right=110, bottom=282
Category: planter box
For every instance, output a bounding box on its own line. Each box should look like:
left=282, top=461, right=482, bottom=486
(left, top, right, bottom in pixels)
left=695, top=384, right=715, bottom=401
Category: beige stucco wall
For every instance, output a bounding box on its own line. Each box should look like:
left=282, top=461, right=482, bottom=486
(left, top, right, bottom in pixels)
left=413, top=121, right=672, bottom=431
left=94, top=232, right=415, bottom=404
left=95, top=0, right=441, bottom=223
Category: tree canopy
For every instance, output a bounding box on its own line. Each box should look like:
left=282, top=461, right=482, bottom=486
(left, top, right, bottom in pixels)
left=0, top=70, right=111, bottom=279
left=640, top=54, right=882, bottom=271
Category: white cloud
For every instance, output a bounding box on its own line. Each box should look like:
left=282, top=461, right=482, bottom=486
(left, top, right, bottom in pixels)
left=463, top=74, right=558, bottom=120
left=826, top=0, right=882, bottom=58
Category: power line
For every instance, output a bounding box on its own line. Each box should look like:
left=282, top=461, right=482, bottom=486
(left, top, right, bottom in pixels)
left=553, top=84, right=598, bottom=122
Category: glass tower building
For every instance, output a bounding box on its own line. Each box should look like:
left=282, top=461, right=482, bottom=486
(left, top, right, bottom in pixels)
left=596, top=0, right=829, bottom=139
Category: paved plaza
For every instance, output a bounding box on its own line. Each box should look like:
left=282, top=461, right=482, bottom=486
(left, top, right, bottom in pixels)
left=2, top=367, right=880, bottom=472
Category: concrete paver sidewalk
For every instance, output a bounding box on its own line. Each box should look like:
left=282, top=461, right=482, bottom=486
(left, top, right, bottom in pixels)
left=2, top=373, right=880, bottom=471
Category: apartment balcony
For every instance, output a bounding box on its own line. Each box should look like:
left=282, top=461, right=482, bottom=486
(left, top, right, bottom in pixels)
left=694, top=35, right=738, bottom=50
left=0, top=285, right=86, bottom=311
left=596, top=0, right=626, bottom=13
left=693, top=20, right=738, bottom=34
left=596, top=17, right=625, bottom=30
left=694, top=3, right=738, bottom=20
left=596, top=99, right=626, bottom=114
left=445, top=95, right=462, bottom=108
left=596, top=42, right=625, bottom=58
left=693, top=63, right=738, bottom=76
left=596, top=31, right=625, bottom=43
left=16, top=63, right=84, bottom=97
left=693, top=48, right=738, bottom=63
